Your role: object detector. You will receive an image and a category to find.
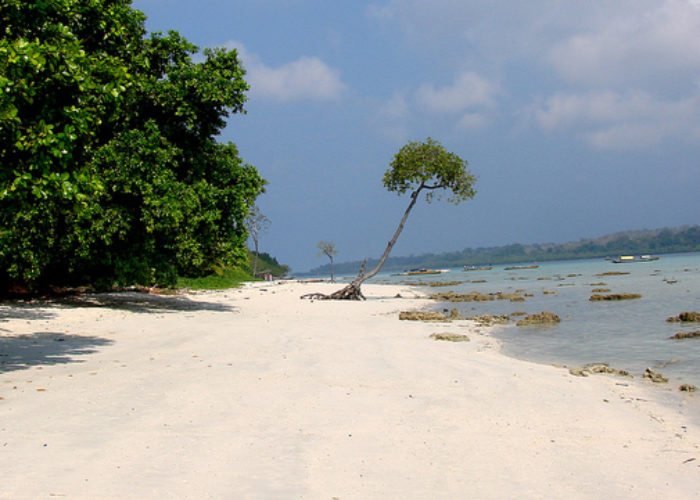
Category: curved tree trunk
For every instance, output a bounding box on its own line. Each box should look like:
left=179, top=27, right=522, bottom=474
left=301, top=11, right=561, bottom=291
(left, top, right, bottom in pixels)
left=302, top=184, right=424, bottom=300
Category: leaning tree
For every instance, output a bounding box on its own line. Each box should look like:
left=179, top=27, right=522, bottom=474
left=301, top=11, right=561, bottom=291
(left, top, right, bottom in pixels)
left=303, top=138, right=476, bottom=300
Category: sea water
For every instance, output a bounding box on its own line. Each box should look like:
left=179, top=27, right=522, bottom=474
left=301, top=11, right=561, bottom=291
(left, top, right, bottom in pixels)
left=374, top=253, right=700, bottom=388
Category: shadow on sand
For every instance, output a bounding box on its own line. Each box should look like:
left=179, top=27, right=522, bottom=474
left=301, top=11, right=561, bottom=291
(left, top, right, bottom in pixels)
left=0, top=331, right=114, bottom=373
left=1, top=291, right=235, bottom=318
left=50, top=291, right=236, bottom=313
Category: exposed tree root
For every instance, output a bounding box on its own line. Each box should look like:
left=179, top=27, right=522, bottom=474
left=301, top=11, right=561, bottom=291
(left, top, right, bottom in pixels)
left=301, top=261, right=367, bottom=300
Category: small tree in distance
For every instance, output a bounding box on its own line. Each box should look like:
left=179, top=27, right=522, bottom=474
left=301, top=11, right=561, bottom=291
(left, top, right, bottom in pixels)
left=317, top=241, right=338, bottom=282
left=303, top=138, right=476, bottom=300
left=246, top=206, right=270, bottom=277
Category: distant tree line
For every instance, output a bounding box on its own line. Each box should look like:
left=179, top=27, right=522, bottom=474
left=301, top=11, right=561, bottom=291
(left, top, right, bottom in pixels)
left=305, top=226, right=700, bottom=276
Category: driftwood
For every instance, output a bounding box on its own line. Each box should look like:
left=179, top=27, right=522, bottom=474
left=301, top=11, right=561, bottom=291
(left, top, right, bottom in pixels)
left=301, top=260, right=367, bottom=300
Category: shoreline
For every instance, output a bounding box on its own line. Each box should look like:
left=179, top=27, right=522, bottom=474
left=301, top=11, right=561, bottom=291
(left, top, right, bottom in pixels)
left=1, top=281, right=699, bottom=498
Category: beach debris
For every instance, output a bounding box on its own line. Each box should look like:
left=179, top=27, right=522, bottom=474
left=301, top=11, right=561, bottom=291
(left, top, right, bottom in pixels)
left=543, top=290, right=555, bottom=295
left=669, top=330, right=700, bottom=340
left=679, top=384, right=697, bottom=392
left=399, top=311, right=449, bottom=322
left=568, top=363, right=631, bottom=378
left=595, top=271, right=631, bottom=276
left=589, top=293, right=642, bottom=301
left=510, top=311, right=527, bottom=317
left=466, top=314, right=510, bottom=326
left=516, top=311, right=561, bottom=327
left=591, top=288, right=611, bottom=293
left=430, top=332, right=470, bottom=342
left=666, top=312, right=700, bottom=323
left=644, top=368, right=668, bottom=383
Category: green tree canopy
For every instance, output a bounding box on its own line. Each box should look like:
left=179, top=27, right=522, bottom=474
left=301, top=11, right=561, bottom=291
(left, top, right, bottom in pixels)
left=383, top=137, right=476, bottom=203
left=0, top=0, right=266, bottom=292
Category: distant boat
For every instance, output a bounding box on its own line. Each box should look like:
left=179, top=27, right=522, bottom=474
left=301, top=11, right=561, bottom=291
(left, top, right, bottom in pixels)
left=504, top=265, right=540, bottom=270
left=464, top=265, right=493, bottom=271
left=612, top=255, right=660, bottom=263
left=400, top=268, right=450, bottom=276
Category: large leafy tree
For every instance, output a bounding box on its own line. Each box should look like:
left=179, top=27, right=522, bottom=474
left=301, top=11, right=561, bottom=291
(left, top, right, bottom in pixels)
left=304, top=138, right=476, bottom=300
left=0, top=0, right=265, bottom=292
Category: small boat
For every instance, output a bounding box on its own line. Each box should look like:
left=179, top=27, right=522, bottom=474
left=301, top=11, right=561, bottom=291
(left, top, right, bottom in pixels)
left=504, top=265, right=540, bottom=270
left=612, top=255, right=660, bottom=263
left=464, top=265, right=493, bottom=271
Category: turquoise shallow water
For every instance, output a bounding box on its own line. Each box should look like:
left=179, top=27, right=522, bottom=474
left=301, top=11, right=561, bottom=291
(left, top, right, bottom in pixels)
left=373, top=253, right=700, bottom=388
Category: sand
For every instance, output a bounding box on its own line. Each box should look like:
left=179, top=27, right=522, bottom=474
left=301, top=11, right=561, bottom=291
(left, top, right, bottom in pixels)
left=1, top=281, right=699, bottom=499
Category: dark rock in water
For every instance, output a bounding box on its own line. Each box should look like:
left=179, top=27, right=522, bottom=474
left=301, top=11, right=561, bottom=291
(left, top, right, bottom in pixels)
left=669, top=330, right=700, bottom=340
left=516, top=311, right=561, bottom=327
left=430, top=332, right=470, bottom=342
left=666, top=311, right=700, bottom=323
left=429, top=291, right=495, bottom=302
left=569, top=363, right=631, bottom=378
left=399, top=311, right=449, bottom=321
left=496, top=292, right=526, bottom=302
left=428, top=280, right=464, bottom=287
left=466, top=314, right=510, bottom=326
left=679, top=384, right=697, bottom=392
left=589, top=293, right=642, bottom=301
left=644, top=368, right=668, bottom=383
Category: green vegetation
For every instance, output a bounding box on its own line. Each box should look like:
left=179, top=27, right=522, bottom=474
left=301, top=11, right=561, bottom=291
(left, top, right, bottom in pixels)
left=176, top=251, right=289, bottom=290
left=307, top=225, right=700, bottom=275
left=176, top=267, right=253, bottom=290
left=248, top=251, right=290, bottom=278
left=1, top=0, right=265, bottom=294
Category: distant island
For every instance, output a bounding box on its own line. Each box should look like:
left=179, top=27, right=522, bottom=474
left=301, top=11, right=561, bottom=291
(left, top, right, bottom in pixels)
left=304, top=225, right=700, bottom=276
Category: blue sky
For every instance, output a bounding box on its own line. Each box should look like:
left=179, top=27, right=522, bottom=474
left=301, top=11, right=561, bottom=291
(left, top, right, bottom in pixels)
left=132, top=0, right=700, bottom=273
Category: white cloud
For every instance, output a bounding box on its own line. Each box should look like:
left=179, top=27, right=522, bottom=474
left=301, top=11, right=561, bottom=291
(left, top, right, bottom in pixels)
left=416, top=72, right=496, bottom=113
left=226, top=41, right=346, bottom=102
left=371, top=72, right=497, bottom=139
left=534, top=90, right=700, bottom=149
left=547, top=0, right=700, bottom=87
left=457, top=112, right=490, bottom=130
left=372, top=92, right=411, bottom=142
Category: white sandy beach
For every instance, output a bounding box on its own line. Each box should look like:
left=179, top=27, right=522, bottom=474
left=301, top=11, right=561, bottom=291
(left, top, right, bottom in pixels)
left=1, top=281, right=699, bottom=499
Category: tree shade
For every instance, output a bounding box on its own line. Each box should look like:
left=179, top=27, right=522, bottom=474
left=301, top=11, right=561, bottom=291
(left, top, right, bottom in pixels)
left=0, top=0, right=266, bottom=292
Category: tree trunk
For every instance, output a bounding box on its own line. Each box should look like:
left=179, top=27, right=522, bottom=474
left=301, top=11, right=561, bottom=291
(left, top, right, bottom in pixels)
left=252, top=240, right=259, bottom=277
left=330, top=256, right=335, bottom=283
left=302, top=185, right=424, bottom=300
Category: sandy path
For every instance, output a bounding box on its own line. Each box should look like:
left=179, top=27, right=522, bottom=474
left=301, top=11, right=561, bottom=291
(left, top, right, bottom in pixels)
left=1, top=281, right=699, bottom=499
